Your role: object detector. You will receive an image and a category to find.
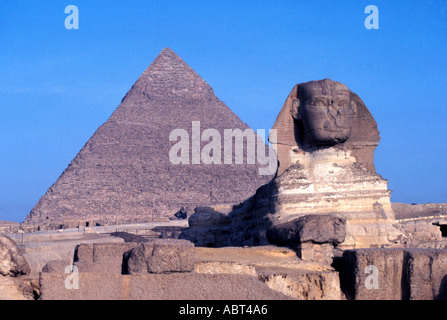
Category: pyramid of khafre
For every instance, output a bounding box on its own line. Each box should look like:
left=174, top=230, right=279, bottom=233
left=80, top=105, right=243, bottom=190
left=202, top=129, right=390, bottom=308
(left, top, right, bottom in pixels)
left=25, top=48, right=274, bottom=224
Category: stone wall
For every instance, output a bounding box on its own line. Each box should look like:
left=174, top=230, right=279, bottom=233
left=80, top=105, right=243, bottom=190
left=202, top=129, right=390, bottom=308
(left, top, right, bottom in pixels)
left=39, top=273, right=290, bottom=300
left=1, top=217, right=169, bottom=234
left=340, top=248, right=447, bottom=300
left=28, top=241, right=447, bottom=300
left=39, top=240, right=291, bottom=300
left=38, top=240, right=349, bottom=300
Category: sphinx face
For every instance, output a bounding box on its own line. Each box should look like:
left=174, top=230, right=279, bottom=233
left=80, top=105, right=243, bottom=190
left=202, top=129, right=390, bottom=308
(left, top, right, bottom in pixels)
left=297, top=81, right=355, bottom=147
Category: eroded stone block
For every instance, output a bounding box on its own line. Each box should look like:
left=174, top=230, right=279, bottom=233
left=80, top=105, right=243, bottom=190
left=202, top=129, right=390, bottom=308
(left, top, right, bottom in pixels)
left=341, top=248, right=405, bottom=300
left=124, top=239, right=195, bottom=274
left=403, top=249, right=447, bottom=300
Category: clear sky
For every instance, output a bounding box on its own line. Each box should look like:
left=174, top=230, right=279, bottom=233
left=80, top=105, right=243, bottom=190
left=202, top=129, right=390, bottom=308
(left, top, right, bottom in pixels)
left=1, top=1, right=446, bottom=222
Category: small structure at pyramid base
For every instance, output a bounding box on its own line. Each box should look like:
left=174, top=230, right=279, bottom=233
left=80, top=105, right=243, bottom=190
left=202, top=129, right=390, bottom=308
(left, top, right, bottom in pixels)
left=180, top=79, right=403, bottom=257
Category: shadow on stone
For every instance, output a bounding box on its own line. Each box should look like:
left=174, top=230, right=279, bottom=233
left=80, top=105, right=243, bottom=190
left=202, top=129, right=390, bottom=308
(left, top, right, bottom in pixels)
left=110, top=232, right=150, bottom=243
left=436, top=275, right=447, bottom=300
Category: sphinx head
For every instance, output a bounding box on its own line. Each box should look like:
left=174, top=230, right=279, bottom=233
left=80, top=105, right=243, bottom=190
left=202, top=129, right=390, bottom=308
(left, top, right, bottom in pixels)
left=291, top=79, right=357, bottom=147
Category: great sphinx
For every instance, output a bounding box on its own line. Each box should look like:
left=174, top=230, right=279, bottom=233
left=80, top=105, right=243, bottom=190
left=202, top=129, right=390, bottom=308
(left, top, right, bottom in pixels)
left=181, top=79, right=402, bottom=251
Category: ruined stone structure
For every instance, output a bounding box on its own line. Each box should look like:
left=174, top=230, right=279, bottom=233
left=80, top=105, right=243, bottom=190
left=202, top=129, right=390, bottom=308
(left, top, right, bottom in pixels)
left=341, top=248, right=447, bottom=300
left=39, top=241, right=294, bottom=300
left=36, top=239, right=447, bottom=300
left=0, top=235, right=34, bottom=300
left=393, top=203, right=447, bottom=247
left=25, top=48, right=273, bottom=225
left=181, top=79, right=402, bottom=251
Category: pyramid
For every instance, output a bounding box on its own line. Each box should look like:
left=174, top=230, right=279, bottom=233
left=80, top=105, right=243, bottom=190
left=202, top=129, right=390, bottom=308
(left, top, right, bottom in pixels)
left=25, top=48, right=274, bottom=224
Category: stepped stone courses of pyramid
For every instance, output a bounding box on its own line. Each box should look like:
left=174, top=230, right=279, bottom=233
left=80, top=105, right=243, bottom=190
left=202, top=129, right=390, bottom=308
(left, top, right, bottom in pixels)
left=25, top=48, right=273, bottom=225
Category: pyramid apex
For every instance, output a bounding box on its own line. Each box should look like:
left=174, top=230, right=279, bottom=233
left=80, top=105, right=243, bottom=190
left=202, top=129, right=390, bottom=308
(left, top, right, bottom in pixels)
left=125, top=47, right=212, bottom=100
left=156, top=47, right=182, bottom=61
left=160, top=47, right=175, bottom=54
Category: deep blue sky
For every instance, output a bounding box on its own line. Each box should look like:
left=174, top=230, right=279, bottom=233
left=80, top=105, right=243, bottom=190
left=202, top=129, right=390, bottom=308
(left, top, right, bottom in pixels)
left=1, top=1, right=446, bottom=222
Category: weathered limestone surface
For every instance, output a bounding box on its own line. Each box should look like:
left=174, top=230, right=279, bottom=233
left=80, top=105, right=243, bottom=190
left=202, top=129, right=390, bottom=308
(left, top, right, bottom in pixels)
left=41, top=260, right=71, bottom=274
left=194, top=246, right=342, bottom=300
left=25, top=48, right=273, bottom=225
left=267, top=149, right=402, bottom=249
left=74, top=242, right=138, bottom=274
left=393, top=203, right=447, bottom=220
left=124, top=239, right=195, bottom=274
left=17, top=233, right=124, bottom=279
left=341, top=248, right=447, bottom=300
left=341, top=248, right=405, bottom=300
left=39, top=239, right=447, bottom=300
left=267, top=215, right=346, bottom=246
left=297, top=243, right=336, bottom=266
left=258, top=268, right=341, bottom=300
left=0, top=221, right=20, bottom=234
left=265, top=215, right=346, bottom=265
left=0, top=276, right=33, bottom=300
left=403, top=249, right=447, bottom=300
left=194, top=261, right=258, bottom=276
left=393, top=203, right=447, bottom=247
left=39, top=243, right=341, bottom=300
left=397, top=220, right=443, bottom=244
left=72, top=239, right=195, bottom=275
left=0, top=235, right=33, bottom=300
left=39, top=273, right=291, bottom=300
left=0, top=235, right=30, bottom=277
